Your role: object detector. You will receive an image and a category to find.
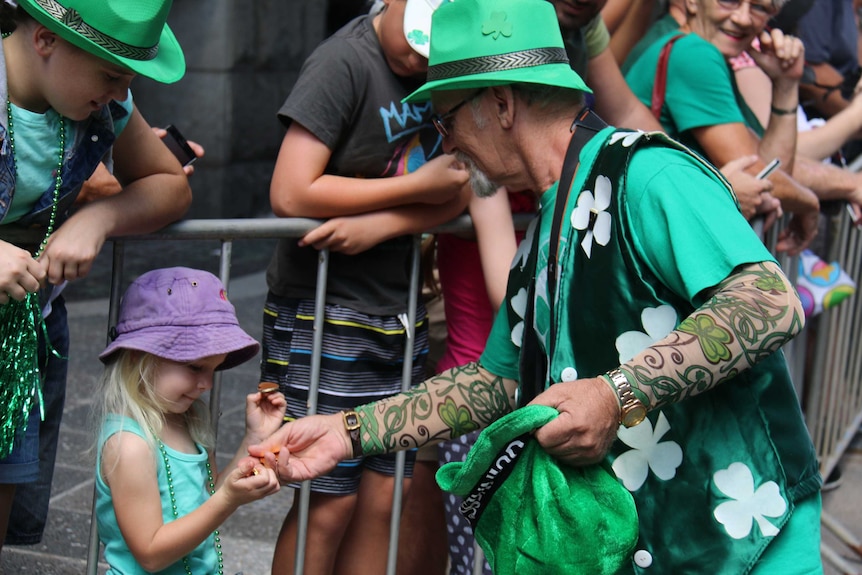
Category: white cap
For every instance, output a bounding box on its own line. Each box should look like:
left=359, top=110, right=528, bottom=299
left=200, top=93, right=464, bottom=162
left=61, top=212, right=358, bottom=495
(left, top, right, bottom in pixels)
left=403, top=0, right=448, bottom=58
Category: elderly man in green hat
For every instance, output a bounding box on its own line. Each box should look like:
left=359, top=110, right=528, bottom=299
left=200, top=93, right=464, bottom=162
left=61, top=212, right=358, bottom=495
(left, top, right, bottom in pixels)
left=251, top=0, right=822, bottom=572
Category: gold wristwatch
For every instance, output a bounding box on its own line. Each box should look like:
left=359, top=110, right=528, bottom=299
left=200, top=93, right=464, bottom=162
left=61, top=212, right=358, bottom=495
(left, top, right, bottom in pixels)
left=605, top=369, right=647, bottom=428
left=342, top=410, right=363, bottom=457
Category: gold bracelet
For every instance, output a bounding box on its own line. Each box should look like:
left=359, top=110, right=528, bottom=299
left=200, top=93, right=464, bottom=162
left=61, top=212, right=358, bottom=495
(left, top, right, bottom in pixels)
left=770, top=105, right=796, bottom=116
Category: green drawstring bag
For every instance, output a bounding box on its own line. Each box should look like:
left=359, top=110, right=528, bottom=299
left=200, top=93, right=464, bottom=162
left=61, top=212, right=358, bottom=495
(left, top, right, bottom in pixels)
left=436, top=405, right=638, bottom=575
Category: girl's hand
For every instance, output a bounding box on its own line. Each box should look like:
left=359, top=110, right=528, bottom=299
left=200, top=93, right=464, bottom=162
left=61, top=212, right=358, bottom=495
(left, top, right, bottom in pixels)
left=0, top=240, right=46, bottom=304
left=218, top=459, right=280, bottom=508
left=245, top=389, right=287, bottom=443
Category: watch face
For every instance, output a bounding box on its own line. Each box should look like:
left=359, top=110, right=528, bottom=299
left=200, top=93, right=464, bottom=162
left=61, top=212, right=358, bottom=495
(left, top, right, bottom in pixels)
left=622, top=405, right=647, bottom=427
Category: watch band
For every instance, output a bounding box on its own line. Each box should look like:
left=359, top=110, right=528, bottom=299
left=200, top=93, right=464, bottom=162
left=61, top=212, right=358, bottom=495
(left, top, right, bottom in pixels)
left=342, top=410, right=363, bottom=458
left=604, top=368, right=647, bottom=428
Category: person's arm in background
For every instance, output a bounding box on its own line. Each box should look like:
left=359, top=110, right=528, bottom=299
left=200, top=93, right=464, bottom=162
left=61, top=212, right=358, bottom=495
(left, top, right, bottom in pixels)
left=718, top=155, right=781, bottom=223
left=800, top=62, right=855, bottom=119
left=795, top=92, right=862, bottom=159
left=75, top=127, right=204, bottom=205
left=587, top=48, right=663, bottom=131
left=582, top=14, right=663, bottom=131
left=736, top=50, right=862, bottom=161
left=297, top=187, right=472, bottom=255
left=602, top=0, right=660, bottom=65
left=270, top=122, right=468, bottom=219
left=38, top=106, right=192, bottom=284
left=470, top=190, right=518, bottom=312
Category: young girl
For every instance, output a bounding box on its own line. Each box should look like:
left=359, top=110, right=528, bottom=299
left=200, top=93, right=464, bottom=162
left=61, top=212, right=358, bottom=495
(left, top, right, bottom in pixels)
left=95, top=267, right=283, bottom=574
left=0, top=0, right=192, bottom=551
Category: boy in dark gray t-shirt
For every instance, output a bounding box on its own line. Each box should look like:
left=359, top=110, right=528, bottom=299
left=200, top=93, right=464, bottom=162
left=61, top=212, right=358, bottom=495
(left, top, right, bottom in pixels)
left=261, top=0, right=470, bottom=573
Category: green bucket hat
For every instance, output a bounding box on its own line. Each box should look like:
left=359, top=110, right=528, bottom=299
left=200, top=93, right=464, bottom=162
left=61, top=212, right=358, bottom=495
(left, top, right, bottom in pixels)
left=17, top=0, right=185, bottom=83
left=404, top=0, right=591, bottom=103
left=436, top=405, right=638, bottom=575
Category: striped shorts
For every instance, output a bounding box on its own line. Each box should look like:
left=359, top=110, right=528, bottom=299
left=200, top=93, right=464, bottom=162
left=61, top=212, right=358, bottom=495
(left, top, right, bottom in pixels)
left=261, top=294, right=428, bottom=494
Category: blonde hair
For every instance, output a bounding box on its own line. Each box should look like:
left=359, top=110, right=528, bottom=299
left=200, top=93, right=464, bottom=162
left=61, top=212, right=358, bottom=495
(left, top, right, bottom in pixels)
left=92, top=351, right=214, bottom=460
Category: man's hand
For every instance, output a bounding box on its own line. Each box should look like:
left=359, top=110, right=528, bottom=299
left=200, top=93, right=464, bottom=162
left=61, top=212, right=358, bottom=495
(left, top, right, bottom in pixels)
left=248, top=413, right=353, bottom=484
left=531, top=377, right=621, bottom=466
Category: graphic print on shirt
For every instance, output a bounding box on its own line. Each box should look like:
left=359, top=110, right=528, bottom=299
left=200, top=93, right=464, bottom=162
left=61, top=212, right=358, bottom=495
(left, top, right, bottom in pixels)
left=378, top=100, right=442, bottom=179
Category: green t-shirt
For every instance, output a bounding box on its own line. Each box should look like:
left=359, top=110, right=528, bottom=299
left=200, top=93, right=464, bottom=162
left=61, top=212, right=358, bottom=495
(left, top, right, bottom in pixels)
left=621, top=14, right=680, bottom=76
left=623, top=30, right=763, bottom=157
left=480, top=130, right=767, bottom=381
left=479, top=129, right=819, bottom=573
left=7, top=92, right=134, bottom=222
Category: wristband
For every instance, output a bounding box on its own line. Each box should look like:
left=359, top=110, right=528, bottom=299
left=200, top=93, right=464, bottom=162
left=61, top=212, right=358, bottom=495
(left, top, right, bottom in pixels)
left=342, top=410, right=363, bottom=458
left=770, top=105, right=796, bottom=116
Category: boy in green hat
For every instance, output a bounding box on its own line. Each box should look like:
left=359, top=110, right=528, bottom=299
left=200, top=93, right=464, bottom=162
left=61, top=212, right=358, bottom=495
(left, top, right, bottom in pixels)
left=262, top=0, right=471, bottom=573
left=0, top=0, right=190, bottom=554
left=251, top=0, right=822, bottom=572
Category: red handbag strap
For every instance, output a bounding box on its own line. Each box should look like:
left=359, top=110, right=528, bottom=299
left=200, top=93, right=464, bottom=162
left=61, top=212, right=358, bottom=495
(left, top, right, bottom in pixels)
left=651, top=33, right=685, bottom=120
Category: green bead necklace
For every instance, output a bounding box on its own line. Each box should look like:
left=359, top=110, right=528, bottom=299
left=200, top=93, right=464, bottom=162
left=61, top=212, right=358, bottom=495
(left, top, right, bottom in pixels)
left=0, top=98, right=66, bottom=458
left=157, top=440, right=224, bottom=575
left=5, top=99, right=65, bottom=257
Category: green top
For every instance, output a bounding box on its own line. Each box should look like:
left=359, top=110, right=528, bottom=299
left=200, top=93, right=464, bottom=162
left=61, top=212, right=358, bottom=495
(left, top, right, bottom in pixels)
left=623, top=30, right=763, bottom=158
left=480, top=128, right=819, bottom=573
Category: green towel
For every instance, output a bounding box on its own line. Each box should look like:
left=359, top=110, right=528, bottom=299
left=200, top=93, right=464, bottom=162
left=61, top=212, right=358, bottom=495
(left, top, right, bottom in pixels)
left=437, top=405, right=638, bottom=574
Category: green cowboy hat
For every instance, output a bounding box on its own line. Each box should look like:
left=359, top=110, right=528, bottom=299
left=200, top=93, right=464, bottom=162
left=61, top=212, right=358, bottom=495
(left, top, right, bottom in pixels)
left=404, top=0, right=591, bottom=103
left=436, top=405, right=638, bottom=575
left=17, top=0, right=185, bottom=84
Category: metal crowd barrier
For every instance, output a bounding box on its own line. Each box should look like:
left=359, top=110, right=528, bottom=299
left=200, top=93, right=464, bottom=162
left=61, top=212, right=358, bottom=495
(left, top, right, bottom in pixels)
left=77, top=212, right=860, bottom=574
left=803, top=210, right=862, bottom=575
left=82, top=215, right=505, bottom=575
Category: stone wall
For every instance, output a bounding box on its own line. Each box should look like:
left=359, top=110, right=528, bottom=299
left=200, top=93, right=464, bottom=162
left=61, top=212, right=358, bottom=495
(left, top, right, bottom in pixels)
left=131, top=0, right=327, bottom=218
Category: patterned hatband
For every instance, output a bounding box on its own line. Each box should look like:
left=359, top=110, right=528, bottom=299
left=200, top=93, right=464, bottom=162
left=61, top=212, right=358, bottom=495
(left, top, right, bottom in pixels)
left=426, top=47, right=569, bottom=83
left=32, top=0, right=159, bottom=61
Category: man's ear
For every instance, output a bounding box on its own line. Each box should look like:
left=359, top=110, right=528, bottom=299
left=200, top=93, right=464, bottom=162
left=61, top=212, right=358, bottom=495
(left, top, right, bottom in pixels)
left=488, top=85, right=517, bottom=129
left=32, top=26, right=59, bottom=57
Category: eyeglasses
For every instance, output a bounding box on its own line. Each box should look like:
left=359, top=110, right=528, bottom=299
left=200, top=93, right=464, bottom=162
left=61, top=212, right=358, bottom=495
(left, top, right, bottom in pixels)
left=715, top=0, right=778, bottom=21
left=431, top=89, right=486, bottom=138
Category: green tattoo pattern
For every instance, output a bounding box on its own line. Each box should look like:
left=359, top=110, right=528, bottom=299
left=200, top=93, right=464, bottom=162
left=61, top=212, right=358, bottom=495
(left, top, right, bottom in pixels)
left=353, top=362, right=515, bottom=455
left=625, top=262, right=803, bottom=409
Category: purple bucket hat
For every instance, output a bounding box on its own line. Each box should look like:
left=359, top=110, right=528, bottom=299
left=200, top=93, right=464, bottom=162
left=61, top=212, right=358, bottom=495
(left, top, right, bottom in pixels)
left=99, top=267, right=260, bottom=371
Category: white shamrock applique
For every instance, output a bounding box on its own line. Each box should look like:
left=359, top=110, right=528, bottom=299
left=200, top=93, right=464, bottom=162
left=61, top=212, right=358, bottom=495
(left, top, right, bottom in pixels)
left=570, top=174, right=612, bottom=258
left=608, top=130, right=645, bottom=147
left=615, top=305, right=678, bottom=363
left=509, top=287, right=527, bottom=348
left=512, top=216, right=539, bottom=271
left=713, top=462, right=786, bottom=539
left=612, top=411, right=682, bottom=491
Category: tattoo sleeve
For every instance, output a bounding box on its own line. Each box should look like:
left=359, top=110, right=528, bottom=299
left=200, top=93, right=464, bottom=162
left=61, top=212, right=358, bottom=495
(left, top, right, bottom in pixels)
left=353, top=362, right=518, bottom=455
left=621, top=261, right=804, bottom=409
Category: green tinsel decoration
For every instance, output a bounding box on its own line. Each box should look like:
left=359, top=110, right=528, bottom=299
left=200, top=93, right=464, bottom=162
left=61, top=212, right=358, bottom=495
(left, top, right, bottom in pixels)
left=1, top=102, right=66, bottom=459
left=0, top=291, right=44, bottom=458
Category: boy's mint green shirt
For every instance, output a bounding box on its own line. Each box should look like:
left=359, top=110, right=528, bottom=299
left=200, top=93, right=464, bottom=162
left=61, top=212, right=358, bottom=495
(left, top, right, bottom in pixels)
left=479, top=128, right=820, bottom=573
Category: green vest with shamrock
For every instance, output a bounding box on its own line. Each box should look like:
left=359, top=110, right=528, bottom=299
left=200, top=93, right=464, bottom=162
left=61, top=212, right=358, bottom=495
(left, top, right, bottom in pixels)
left=505, top=128, right=821, bottom=574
